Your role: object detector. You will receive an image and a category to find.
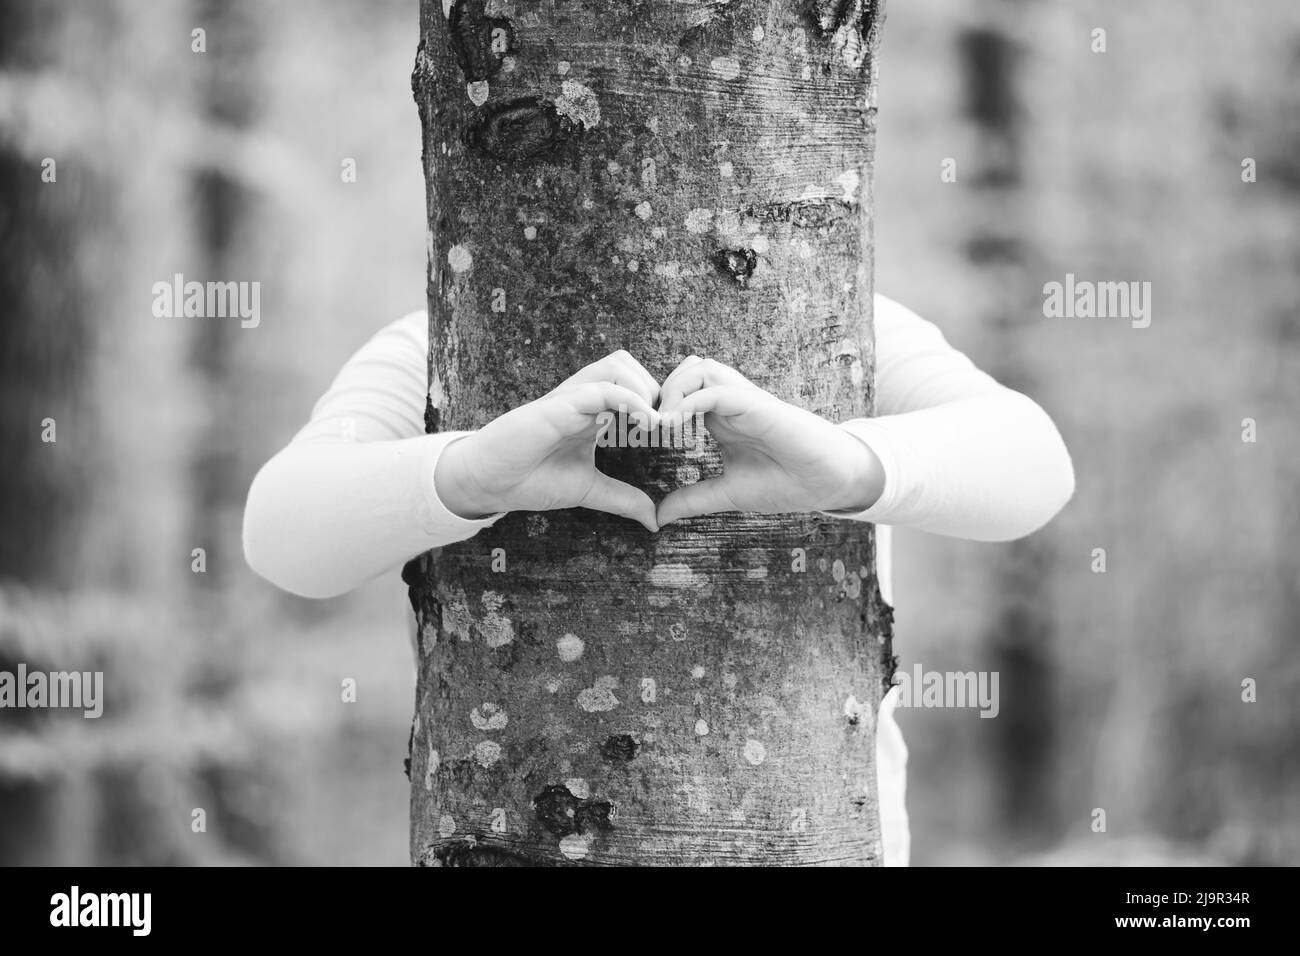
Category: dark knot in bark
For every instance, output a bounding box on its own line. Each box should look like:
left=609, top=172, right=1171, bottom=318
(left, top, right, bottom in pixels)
left=448, top=0, right=514, bottom=82
left=464, top=98, right=574, bottom=162
left=599, top=733, right=641, bottom=762
left=532, top=784, right=614, bottom=838
left=711, top=248, right=759, bottom=286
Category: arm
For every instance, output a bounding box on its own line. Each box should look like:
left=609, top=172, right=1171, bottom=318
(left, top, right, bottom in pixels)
left=242, top=312, right=661, bottom=599
left=834, top=294, right=1076, bottom=540
left=242, top=313, right=497, bottom=599
left=656, top=294, right=1076, bottom=541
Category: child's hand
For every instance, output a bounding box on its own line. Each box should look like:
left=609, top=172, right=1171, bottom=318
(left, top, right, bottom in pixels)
left=435, top=351, right=662, bottom=531
left=656, top=357, right=885, bottom=526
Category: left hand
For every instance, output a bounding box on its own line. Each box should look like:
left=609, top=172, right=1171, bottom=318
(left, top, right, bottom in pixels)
left=435, top=350, right=663, bottom=530
left=656, top=357, right=885, bottom=526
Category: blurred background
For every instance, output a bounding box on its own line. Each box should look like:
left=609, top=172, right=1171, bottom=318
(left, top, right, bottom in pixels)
left=1, top=0, right=1296, bottom=865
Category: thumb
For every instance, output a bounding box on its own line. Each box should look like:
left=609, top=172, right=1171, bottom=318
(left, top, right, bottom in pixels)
left=579, top=472, right=659, bottom=532
left=657, top=476, right=737, bottom=527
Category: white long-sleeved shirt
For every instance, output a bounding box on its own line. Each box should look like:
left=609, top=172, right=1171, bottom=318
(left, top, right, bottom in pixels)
left=242, top=294, right=1075, bottom=866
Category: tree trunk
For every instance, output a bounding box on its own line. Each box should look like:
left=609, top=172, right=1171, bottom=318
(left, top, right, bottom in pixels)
left=408, top=0, right=891, bottom=866
left=186, top=0, right=263, bottom=594
left=0, top=0, right=93, bottom=586
left=957, top=6, right=1060, bottom=853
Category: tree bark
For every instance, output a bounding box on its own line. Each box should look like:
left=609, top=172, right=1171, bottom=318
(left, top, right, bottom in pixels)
left=408, top=0, right=891, bottom=866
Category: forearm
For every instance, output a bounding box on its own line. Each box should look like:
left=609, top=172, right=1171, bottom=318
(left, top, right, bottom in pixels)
left=830, top=389, right=1076, bottom=541
left=242, top=431, right=501, bottom=599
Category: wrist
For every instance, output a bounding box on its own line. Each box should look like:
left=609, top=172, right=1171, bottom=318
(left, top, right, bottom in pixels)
left=823, top=427, right=886, bottom=513
left=434, top=434, right=505, bottom=519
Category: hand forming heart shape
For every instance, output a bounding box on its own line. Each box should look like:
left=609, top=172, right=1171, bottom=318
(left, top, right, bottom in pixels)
left=434, top=350, right=885, bottom=532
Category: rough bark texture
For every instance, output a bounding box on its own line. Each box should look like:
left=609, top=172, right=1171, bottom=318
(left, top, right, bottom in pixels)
left=408, top=0, right=891, bottom=866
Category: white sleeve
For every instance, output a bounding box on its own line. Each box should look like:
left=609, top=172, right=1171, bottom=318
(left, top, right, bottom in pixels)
left=242, top=311, right=503, bottom=599
left=825, top=294, right=1076, bottom=541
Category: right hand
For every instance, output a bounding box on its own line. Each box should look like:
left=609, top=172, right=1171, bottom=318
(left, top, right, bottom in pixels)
left=434, top=350, right=662, bottom=530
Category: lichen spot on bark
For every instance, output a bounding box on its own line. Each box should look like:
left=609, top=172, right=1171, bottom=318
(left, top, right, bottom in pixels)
left=473, top=740, right=503, bottom=767
left=648, top=563, right=709, bottom=589
left=555, top=79, right=600, bottom=129
left=557, top=633, right=584, bottom=662
left=470, top=702, right=508, bottom=730
left=443, top=589, right=474, bottom=641
left=577, top=676, right=620, bottom=712
left=448, top=243, right=473, bottom=273
left=479, top=590, right=514, bottom=647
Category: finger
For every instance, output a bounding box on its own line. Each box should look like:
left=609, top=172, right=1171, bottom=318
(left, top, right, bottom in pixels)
left=659, top=353, right=703, bottom=385
left=609, top=351, right=662, bottom=407
left=563, top=381, right=661, bottom=428
left=595, top=352, right=660, bottom=408
left=672, top=385, right=758, bottom=422
left=658, top=358, right=754, bottom=415
left=657, top=476, right=738, bottom=526
left=580, top=472, right=659, bottom=532
left=655, top=355, right=705, bottom=412
left=559, top=350, right=660, bottom=408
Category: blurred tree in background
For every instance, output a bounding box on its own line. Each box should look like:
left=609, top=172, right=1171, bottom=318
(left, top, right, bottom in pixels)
left=1, top=0, right=1297, bottom=865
